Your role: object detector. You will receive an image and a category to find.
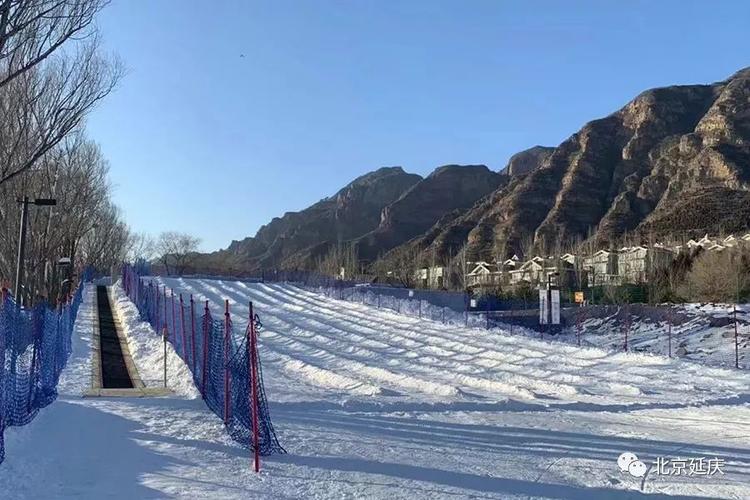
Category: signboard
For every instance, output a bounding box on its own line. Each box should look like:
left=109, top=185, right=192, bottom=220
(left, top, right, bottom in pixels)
left=470, top=299, right=477, bottom=308
left=574, top=291, right=584, bottom=304
left=408, top=290, right=414, bottom=298
left=551, top=289, right=561, bottom=325
left=539, top=289, right=548, bottom=324
left=540, top=289, right=561, bottom=325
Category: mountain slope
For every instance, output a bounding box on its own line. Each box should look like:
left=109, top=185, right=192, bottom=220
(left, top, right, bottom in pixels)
left=203, top=166, right=422, bottom=271
left=400, top=67, right=750, bottom=263
left=355, top=165, right=505, bottom=262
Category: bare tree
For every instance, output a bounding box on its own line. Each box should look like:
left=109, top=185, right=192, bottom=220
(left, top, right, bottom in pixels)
left=126, top=232, right=154, bottom=264
left=681, top=249, right=748, bottom=303
left=0, top=132, right=129, bottom=303
left=155, top=231, right=202, bottom=276
left=0, top=37, right=123, bottom=185
left=318, top=241, right=357, bottom=279
left=0, top=0, right=108, bottom=87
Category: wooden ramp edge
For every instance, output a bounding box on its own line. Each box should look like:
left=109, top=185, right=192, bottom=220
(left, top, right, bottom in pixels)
left=88, top=285, right=172, bottom=398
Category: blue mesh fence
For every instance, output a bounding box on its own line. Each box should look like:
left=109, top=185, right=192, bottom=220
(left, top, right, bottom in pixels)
left=0, top=268, right=92, bottom=465
left=121, top=265, right=285, bottom=456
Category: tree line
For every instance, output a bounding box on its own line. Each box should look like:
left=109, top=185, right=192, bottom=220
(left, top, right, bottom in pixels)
left=0, top=0, right=128, bottom=303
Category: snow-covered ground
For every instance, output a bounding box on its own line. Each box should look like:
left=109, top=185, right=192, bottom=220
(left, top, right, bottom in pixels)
left=2, top=278, right=750, bottom=498
left=555, top=304, right=750, bottom=369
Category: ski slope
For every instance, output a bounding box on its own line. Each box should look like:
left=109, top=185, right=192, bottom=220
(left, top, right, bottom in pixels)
left=1, top=278, right=749, bottom=498
left=152, top=277, right=750, bottom=498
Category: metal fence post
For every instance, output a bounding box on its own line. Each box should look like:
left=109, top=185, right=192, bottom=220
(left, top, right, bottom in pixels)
left=190, top=295, right=196, bottom=372
left=202, top=300, right=209, bottom=395
left=734, top=304, right=739, bottom=369
left=248, top=301, right=260, bottom=472
left=624, top=305, right=630, bottom=352
left=170, top=289, right=176, bottom=344
left=668, top=306, right=672, bottom=358
left=162, top=324, right=168, bottom=388
left=179, top=294, right=187, bottom=360
left=224, top=299, right=231, bottom=425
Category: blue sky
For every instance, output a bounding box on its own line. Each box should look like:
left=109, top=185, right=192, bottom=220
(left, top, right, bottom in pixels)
left=87, top=0, right=750, bottom=251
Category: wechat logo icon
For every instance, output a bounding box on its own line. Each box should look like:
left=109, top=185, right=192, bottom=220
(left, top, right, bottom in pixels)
left=618, top=452, right=647, bottom=478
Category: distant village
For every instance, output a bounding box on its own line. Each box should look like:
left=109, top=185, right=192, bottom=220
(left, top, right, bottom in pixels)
left=412, top=233, right=750, bottom=292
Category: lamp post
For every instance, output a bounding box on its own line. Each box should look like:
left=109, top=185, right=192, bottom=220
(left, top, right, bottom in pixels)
left=14, top=197, right=56, bottom=305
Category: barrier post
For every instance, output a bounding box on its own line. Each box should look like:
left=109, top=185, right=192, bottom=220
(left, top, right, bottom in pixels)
left=202, top=300, right=209, bottom=394
left=668, top=306, right=672, bottom=358
left=576, top=307, right=582, bottom=346
left=155, top=285, right=160, bottom=337
left=163, top=286, right=168, bottom=342
left=179, top=294, right=187, bottom=360
left=171, top=289, right=176, bottom=345
left=147, top=281, right=158, bottom=322
left=163, top=325, right=168, bottom=388
left=734, top=304, right=739, bottom=369
left=190, top=295, right=196, bottom=372
left=624, top=305, right=630, bottom=352
left=224, top=299, right=231, bottom=425
left=249, top=301, right=260, bottom=472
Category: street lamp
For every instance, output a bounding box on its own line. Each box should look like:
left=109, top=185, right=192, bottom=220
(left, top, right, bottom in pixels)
left=14, top=196, right=57, bottom=304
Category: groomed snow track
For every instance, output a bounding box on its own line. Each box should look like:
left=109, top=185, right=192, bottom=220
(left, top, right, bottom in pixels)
left=1, top=278, right=750, bottom=499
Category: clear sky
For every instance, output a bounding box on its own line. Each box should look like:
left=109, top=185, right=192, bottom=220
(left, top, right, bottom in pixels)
left=87, top=0, right=750, bottom=252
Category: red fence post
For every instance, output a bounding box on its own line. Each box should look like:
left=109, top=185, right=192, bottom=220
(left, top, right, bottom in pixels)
left=202, top=300, right=209, bottom=395
left=179, top=294, right=187, bottom=360
left=171, top=290, right=176, bottom=345
left=668, top=306, right=672, bottom=358
left=224, top=299, right=231, bottom=426
left=734, top=304, right=739, bottom=369
left=190, top=294, right=196, bottom=372
left=624, top=305, right=630, bottom=352
left=249, top=301, right=260, bottom=472
left=163, top=286, right=168, bottom=340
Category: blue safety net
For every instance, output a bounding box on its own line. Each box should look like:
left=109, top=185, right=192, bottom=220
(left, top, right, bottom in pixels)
left=121, top=265, right=284, bottom=456
left=0, top=268, right=91, bottom=465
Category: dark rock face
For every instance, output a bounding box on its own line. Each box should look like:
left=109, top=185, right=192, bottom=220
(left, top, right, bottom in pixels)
left=204, top=167, right=422, bottom=271
left=404, top=67, right=750, bottom=262
left=355, top=165, right=506, bottom=262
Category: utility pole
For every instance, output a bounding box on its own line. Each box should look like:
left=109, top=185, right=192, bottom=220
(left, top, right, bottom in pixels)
left=14, top=197, right=57, bottom=305
left=14, top=196, right=30, bottom=303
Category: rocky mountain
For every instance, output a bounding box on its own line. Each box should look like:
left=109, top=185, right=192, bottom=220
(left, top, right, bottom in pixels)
left=394, top=67, right=750, bottom=264
left=195, top=67, right=750, bottom=277
left=499, top=146, right=554, bottom=176
left=201, top=166, right=422, bottom=272
left=355, top=165, right=505, bottom=262
left=196, top=163, right=505, bottom=273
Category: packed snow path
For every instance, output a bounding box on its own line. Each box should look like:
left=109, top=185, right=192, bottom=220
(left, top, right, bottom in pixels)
left=1, top=279, right=750, bottom=498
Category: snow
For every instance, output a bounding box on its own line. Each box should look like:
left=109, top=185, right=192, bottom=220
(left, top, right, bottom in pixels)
left=2, top=278, right=750, bottom=498
left=556, top=303, right=749, bottom=369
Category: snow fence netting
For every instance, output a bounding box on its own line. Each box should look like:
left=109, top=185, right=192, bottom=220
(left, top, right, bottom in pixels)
left=0, top=269, right=91, bottom=464
left=121, top=265, right=285, bottom=456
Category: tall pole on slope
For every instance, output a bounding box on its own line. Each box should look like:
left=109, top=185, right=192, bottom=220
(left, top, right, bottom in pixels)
left=14, top=197, right=29, bottom=304
left=224, top=299, right=231, bottom=426
left=14, top=197, right=56, bottom=305
left=249, top=301, right=260, bottom=472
